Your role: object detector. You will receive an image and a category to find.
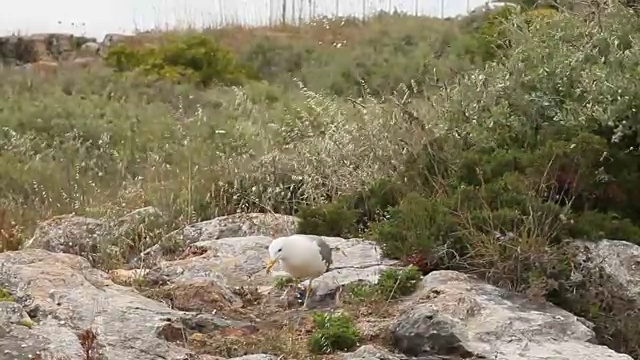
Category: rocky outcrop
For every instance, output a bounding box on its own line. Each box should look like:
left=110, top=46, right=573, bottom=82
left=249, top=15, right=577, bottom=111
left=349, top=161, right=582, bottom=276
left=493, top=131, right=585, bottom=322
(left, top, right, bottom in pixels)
left=0, top=33, right=97, bottom=65
left=9, top=209, right=640, bottom=359
left=391, top=270, right=632, bottom=360
left=0, top=249, right=249, bottom=360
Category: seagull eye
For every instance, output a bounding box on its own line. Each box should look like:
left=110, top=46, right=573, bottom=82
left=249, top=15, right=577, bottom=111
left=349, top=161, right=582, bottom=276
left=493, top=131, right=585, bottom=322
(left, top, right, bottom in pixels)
left=277, top=248, right=282, bottom=253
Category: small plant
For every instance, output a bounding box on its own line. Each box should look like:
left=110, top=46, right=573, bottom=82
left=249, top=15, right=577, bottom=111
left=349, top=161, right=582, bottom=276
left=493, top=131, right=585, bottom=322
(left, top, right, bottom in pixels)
left=78, top=327, right=99, bottom=360
left=345, top=266, right=422, bottom=303
left=376, top=266, right=422, bottom=300
left=273, top=275, right=296, bottom=290
left=308, top=311, right=360, bottom=354
left=0, top=287, right=15, bottom=302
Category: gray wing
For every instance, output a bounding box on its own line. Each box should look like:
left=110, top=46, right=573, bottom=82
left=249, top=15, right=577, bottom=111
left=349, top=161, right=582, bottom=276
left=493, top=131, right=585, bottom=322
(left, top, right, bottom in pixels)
left=308, top=235, right=332, bottom=271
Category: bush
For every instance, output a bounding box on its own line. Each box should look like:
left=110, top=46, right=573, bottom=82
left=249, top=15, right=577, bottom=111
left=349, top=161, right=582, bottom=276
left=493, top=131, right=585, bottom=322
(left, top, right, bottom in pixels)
left=346, top=266, right=422, bottom=303
left=375, top=266, right=422, bottom=300
left=308, top=311, right=359, bottom=354
left=104, top=33, right=257, bottom=86
left=296, top=202, right=359, bottom=237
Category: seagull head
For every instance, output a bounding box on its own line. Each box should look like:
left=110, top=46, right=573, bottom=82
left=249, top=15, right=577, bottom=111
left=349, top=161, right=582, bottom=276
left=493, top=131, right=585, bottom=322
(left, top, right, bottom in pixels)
left=266, top=236, right=289, bottom=274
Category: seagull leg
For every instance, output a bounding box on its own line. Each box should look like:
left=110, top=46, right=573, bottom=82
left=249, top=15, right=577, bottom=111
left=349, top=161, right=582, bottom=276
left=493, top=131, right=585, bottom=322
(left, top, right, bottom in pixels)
left=302, top=277, right=314, bottom=309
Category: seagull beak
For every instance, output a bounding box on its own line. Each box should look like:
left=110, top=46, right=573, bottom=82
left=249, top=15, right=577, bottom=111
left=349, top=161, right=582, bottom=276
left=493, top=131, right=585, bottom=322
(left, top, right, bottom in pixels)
left=265, top=258, right=277, bottom=274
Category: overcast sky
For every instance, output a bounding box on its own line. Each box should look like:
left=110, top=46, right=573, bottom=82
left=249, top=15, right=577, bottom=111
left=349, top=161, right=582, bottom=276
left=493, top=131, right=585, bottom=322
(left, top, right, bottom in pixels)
left=1, top=0, right=489, bottom=40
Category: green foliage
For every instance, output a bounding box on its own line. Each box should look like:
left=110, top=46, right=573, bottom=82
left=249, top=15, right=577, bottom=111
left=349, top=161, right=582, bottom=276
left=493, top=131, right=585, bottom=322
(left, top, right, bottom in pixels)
left=273, top=275, right=296, bottom=290
left=296, top=202, right=360, bottom=237
left=564, top=211, right=640, bottom=242
left=375, top=266, right=422, bottom=300
left=346, top=266, right=422, bottom=303
left=308, top=311, right=359, bottom=354
left=296, top=178, right=406, bottom=237
left=0, top=287, right=15, bottom=302
left=105, top=33, right=257, bottom=86
left=370, top=192, right=456, bottom=261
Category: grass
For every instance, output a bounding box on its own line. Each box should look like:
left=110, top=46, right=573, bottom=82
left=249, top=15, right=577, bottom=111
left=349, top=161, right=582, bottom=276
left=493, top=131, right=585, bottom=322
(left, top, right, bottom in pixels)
left=3, top=3, right=640, bottom=359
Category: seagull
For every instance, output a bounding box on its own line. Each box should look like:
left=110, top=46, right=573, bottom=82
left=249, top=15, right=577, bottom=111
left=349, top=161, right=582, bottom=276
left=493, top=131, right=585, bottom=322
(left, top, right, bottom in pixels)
left=265, top=234, right=333, bottom=309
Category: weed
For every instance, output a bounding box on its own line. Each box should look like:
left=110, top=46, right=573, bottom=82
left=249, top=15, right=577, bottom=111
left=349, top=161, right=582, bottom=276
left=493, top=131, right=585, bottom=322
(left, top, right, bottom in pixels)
left=273, top=275, right=296, bottom=290
left=308, top=311, right=360, bottom=354
left=0, top=287, right=15, bottom=302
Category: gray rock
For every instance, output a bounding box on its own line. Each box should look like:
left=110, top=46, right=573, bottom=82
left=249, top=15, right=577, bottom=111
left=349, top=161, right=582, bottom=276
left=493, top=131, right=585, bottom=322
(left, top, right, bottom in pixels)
left=0, top=249, right=243, bottom=360
left=145, top=234, right=398, bottom=307
left=343, top=345, right=408, bottom=359
left=391, top=270, right=632, bottom=360
left=228, top=355, right=280, bottom=360
left=573, top=239, right=640, bottom=299
left=21, top=208, right=166, bottom=267
left=171, top=212, right=299, bottom=247
left=78, top=41, right=100, bottom=55
left=20, top=214, right=108, bottom=261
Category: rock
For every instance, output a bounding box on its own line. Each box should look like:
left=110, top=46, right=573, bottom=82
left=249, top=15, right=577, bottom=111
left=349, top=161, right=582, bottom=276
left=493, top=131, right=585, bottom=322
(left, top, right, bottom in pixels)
left=391, top=270, right=632, bottom=360
left=171, top=213, right=299, bottom=247
left=146, top=234, right=397, bottom=308
left=78, top=41, right=100, bottom=56
left=0, top=33, right=94, bottom=65
left=101, top=33, right=133, bottom=47
left=572, top=239, right=640, bottom=300
left=343, top=345, right=408, bottom=359
left=0, top=249, right=244, bottom=360
left=22, top=208, right=167, bottom=267
left=20, top=214, right=108, bottom=261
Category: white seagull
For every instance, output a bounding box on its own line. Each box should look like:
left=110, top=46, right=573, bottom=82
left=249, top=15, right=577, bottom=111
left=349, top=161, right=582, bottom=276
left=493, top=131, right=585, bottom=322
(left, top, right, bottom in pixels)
left=265, top=234, right=333, bottom=308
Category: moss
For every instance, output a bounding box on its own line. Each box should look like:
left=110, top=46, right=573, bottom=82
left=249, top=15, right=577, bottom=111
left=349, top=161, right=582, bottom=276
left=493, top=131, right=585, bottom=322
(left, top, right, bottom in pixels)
left=0, top=287, right=15, bottom=302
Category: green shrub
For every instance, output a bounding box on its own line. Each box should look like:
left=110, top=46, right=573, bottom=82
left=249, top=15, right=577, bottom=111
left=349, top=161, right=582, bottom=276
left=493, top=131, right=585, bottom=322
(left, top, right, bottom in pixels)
left=346, top=266, right=422, bottom=303
left=308, top=311, right=359, bottom=354
left=564, top=211, right=640, bottom=242
left=375, top=266, right=422, bottom=300
left=296, top=202, right=359, bottom=237
left=105, top=34, right=257, bottom=87
left=369, top=192, right=456, bottom=261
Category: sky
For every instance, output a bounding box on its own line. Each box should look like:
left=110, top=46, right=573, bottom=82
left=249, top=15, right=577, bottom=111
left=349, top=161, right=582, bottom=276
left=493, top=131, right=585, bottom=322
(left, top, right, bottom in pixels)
left=0, top=0, right=490, bottom=40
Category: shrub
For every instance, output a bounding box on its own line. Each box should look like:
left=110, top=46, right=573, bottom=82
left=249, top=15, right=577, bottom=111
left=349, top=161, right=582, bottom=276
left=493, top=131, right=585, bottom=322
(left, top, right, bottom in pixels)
left=308, top=311, right=359, bottom=354
left=296, top=202, right=359, bottom=237
left=374, top=266, right=422, bottom=300
left=346, top=266, right=422, bottom=303
left=105, top=33, right=257, bottom=86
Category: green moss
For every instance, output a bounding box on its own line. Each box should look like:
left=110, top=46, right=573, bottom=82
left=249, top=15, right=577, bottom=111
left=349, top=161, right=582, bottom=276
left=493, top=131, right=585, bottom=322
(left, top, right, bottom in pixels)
left=0, top=287, right=15, bottom=302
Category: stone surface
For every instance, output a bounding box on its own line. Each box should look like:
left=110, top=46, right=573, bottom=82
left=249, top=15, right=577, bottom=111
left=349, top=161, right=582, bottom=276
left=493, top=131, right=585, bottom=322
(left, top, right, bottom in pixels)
left=573, top=239, right=640, bottom=300
left=343, top=345, right=408, bottom=360
left=20, top=214, right=108, bottom=260
left=172, top=212, right=300, bottom=246
left=21, top=207, right=165, bottom=266
left=145, top=234, right=397, bottom=307
left=391, top=270, right=633, bottom=360
left=0, top=249, right=244, bottom=360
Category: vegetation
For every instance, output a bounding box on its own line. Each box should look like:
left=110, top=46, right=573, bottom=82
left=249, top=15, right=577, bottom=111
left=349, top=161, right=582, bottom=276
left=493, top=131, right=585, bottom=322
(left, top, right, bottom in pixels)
left=346, top=266, right=422, bottom=302
left=308, top=311, right=360, bottom=354
left=3, top=1, right=640, bottom=358
left=0, top=287, right=15, bottom=302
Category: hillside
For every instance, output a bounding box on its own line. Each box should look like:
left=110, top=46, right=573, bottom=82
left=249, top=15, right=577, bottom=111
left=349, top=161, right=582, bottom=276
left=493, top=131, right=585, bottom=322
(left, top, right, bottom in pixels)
left=2, top=4, right=640, bottom=360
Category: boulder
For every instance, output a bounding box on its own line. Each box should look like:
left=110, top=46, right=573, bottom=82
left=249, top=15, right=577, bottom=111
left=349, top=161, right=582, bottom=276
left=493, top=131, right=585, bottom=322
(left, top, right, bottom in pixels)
left=391, top=270, right=632, bottom=360
left=0, top=249, right=247, bottom=360
left=144, top=234, right=397, bottom=308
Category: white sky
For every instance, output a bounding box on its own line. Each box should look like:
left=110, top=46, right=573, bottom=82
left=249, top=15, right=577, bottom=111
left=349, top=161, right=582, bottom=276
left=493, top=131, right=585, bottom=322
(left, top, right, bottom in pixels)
left=0, top=0, right=489, bottom=40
